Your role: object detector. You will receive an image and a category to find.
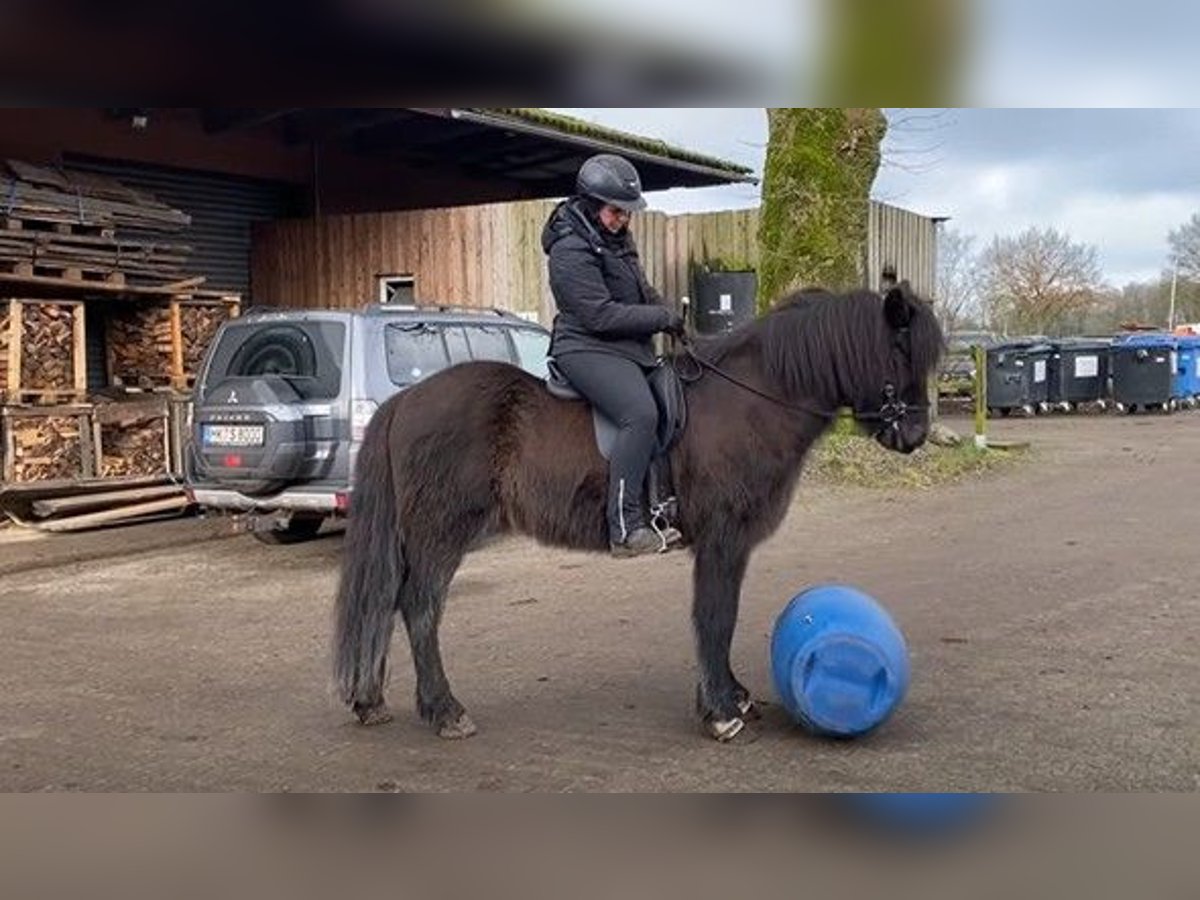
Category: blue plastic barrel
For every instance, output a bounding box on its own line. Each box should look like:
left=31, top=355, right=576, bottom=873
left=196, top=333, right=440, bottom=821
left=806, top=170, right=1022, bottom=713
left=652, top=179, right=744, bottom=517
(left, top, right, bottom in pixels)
left=770, top=584, right=910, bottom=737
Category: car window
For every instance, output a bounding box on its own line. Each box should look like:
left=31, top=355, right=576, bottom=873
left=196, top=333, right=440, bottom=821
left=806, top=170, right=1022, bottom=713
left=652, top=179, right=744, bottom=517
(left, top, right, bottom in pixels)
left=202, top=321, right=345, bottom=401
left=465, top=325, right=514, bottom=363
left=385, top=324, right=451, bottom=386
left=442, top=326, right=472, bottom=365
left=510, top=328, right=550, bottom=378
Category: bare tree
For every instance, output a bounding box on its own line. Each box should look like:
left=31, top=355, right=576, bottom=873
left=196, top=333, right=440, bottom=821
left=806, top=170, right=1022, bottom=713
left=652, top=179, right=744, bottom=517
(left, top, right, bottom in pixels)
left=1168, top=213, right=1200, bottom=281
left=935, top=228, right=981, bottom=335
left=979, top=227, right=1104, bottom=335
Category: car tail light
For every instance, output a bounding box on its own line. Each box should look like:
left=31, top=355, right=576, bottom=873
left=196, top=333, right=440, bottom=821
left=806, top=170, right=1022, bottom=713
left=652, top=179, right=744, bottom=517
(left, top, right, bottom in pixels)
left=335, top=491, right=351, bottom=513
left=352, top=400, right=379, bottom=442
left=224, top=453, right=243, bottom=468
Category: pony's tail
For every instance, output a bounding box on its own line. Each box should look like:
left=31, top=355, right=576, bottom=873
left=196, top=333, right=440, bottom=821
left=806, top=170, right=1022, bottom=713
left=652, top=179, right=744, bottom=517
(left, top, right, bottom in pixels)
left=333, top=402, right=405, bottom=713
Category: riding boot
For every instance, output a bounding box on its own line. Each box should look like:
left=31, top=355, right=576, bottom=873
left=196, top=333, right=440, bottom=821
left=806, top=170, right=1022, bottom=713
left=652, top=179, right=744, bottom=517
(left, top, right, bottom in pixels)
left=608, top=475, right=682, bottom=558
left=611, top=526, right=672, bottom=558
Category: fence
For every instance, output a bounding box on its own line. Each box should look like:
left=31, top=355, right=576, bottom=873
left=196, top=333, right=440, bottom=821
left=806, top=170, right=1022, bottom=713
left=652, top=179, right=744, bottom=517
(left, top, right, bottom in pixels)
left=251, top=200, right=938, bottom=323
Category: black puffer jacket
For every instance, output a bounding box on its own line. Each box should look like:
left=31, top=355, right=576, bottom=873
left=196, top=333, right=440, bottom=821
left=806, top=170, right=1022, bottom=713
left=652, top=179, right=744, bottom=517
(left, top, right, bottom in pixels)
left=542, top=198, right=672, bottom=367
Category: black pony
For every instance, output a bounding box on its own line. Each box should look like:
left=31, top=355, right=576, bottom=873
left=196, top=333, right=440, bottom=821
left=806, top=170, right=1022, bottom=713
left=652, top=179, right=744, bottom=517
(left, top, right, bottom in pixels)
left=333, top=282, right=943, bottom=741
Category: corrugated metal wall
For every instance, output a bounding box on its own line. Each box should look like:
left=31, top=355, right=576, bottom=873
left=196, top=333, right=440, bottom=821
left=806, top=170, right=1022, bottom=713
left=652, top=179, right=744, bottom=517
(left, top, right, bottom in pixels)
left=64, top=155, right=301, bottom=298
left=867, top=201, right=939, bottom=299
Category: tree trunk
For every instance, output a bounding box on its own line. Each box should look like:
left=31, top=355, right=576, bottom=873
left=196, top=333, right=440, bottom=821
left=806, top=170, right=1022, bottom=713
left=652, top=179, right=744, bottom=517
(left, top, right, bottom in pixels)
left=757, top=108, right=887, bottom=311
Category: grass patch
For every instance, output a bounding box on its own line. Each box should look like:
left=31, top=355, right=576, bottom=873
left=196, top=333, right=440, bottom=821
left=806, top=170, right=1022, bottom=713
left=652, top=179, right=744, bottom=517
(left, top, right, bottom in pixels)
left=806, top=431, right=1023, bottom=489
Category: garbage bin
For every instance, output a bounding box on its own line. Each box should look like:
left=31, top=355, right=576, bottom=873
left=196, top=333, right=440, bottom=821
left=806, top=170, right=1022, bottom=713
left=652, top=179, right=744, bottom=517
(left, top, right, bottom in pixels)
left=1111, top=333, right=1178, bottom=413
left=986, top=340, right=1053, bottom=416
left=1048, top=338, right=1112, bottom=412
left=693, top=270, right=757, bottom=336
left=1173, top=334, right=1200, bottom=406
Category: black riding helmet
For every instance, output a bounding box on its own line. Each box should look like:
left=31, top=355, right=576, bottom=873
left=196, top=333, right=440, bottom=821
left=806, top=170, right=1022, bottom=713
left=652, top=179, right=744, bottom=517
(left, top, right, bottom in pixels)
left=576, top=153, right=647, bottom=213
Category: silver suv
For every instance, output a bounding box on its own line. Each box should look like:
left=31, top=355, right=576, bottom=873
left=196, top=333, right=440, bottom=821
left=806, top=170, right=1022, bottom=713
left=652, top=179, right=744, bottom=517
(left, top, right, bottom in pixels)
left=185, top=305, right=551, bottom=543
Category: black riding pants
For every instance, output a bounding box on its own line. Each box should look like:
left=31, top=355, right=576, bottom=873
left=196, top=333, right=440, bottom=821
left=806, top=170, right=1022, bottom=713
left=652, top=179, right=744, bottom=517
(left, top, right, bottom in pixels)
left=555, top=351, right=658, bottom=544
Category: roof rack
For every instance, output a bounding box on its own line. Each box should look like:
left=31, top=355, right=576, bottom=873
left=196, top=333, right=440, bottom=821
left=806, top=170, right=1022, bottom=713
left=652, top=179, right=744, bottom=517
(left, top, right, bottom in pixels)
left=365, top=303, right=528, bottom=319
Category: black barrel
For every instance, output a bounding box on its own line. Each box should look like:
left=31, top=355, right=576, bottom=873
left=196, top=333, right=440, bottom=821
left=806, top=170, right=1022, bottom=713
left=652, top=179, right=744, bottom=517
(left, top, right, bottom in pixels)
left=1111, top=334, right=1177, bottom=412
left=693, top=271, right=757, bottom=335
left=1048, top=338, right=1111, bottom=410
left=986, top=340, right=1053, bottom=415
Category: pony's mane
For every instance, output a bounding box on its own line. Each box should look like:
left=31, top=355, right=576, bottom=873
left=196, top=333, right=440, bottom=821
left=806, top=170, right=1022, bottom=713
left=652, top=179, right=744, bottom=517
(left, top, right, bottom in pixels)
left=693, top=287, right=944, bottom=405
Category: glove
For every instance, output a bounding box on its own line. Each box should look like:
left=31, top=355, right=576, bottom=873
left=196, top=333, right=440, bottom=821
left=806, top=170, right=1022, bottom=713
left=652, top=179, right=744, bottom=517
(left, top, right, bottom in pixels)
left=662, top=312, right=687, bottom=339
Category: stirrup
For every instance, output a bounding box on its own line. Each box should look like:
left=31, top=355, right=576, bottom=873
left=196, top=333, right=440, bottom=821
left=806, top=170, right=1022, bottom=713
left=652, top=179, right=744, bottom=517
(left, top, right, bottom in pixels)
left=649, top=501, right=683, bottom=553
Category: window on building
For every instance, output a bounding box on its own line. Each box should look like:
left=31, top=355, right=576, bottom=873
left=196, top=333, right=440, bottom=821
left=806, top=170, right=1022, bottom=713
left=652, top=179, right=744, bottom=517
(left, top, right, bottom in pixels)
left=378, top=274, right=417, bottom=307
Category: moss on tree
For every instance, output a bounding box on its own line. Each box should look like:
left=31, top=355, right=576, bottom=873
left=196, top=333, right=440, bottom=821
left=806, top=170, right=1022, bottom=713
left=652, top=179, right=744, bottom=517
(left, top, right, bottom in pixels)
left=757, top=108, right=887, bottom=312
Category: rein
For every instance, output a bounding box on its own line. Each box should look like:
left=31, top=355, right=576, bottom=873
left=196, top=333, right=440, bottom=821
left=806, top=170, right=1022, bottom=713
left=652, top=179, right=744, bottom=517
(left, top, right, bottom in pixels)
left=672, top=334, right=923, bottom=435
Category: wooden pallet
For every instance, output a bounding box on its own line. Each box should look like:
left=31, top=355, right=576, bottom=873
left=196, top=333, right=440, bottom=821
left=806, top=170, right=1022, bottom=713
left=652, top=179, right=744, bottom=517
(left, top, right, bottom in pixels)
left=0, top=298, right=87, bottom=406
left=0, top=214, right=116, bottom=239
left=8, top=388, right=89, bottom=406
left=0, top=270, right=205, bottom=298
left=0, top=260, right=125, bottom=286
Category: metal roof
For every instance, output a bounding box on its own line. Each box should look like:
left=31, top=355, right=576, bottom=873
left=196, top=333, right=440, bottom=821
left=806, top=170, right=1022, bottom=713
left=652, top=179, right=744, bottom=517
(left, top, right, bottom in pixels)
left=195, top=107, right=756, bottom=195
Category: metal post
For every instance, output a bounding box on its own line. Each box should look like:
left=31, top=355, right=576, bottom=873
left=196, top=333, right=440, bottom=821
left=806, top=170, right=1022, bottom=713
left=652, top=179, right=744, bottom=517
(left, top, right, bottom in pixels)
left=974, top=344, right=988, bottom=450
left=1169, top=263, right=1178, bottom=332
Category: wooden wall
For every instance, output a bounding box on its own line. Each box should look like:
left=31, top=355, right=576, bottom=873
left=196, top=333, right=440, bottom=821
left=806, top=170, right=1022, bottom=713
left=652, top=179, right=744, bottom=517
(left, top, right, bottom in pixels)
left=251, top=200, right=935, bottom=323
left=251, top=200, right=559, bottom=320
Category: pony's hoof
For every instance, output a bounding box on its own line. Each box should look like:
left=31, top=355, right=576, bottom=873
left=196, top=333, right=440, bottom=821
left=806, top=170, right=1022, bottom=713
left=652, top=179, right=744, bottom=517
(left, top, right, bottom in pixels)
left=355, top=705, right=394, bottom=727
left=437, top=713, right=478, bottom=740
left=737, top=697, right=763, bottom=721
left=706, top=716, right=747, bottom=742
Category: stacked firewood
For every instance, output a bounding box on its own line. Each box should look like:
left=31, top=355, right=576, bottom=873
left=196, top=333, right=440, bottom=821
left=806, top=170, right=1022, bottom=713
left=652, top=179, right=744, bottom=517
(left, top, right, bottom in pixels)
left=96, top=403, right=168, bottom=478
left=0, top=160, right=194, bottom=288
left=4, top=414, right=84, bottom=483
left=107, top=296, right=239, bottom=390
left=0, top=302, right=9, bottom=395
left=0, top=299, right=84, bottom=403
left=106, top=304, right=173, bottom=388
left=179, top=300, right=235, bottom=382
left=18, top=302, right=77, bottom=390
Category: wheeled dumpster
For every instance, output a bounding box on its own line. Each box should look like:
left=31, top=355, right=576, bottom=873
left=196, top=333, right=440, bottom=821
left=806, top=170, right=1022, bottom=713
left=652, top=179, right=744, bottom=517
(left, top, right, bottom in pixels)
left=1111, top=334, right=1177, bottom=413
left=1173, top=334, right=1200, bottom=405
left=986, top=340, right=1053, bottom=416
left=1048, top=338, right=1112, bottom=411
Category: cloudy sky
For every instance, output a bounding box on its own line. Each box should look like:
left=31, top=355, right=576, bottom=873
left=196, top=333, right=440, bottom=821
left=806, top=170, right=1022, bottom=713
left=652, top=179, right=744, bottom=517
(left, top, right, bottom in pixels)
left=552, top=108, right=1200, bottom=287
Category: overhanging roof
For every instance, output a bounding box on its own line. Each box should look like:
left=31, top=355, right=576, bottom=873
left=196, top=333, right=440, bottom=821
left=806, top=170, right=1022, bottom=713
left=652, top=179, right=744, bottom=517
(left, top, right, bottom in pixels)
left=194, top=107, right=756, bottom=200
left=448, top=108, right=756, bottom=187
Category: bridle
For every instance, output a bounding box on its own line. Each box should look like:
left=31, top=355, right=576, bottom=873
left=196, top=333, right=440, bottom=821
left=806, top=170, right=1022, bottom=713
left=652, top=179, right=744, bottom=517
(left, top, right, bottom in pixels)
left=673, top=328, right=925, bottom=437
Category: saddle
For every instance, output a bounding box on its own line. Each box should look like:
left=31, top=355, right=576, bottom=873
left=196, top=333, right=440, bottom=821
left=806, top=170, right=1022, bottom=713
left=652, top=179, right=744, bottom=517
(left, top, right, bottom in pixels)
left=546, top=358, right=687, bottom=536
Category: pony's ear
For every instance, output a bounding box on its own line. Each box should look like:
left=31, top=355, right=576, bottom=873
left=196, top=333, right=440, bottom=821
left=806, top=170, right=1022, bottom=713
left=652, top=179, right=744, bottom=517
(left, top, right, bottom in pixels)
left=883, top=282, right=913, bottom=330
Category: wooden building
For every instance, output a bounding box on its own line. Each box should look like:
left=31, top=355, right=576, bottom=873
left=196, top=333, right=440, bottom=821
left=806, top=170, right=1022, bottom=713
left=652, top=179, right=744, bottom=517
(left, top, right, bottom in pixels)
left=0, top=107, right=752, bottom=502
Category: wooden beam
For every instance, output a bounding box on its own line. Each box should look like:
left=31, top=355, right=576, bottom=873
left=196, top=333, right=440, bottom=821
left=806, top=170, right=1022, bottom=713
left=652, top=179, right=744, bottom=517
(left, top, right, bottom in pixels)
left=32, top=484, right=182, bottom=518
left=283, top=109, right=416, bottom=146
left=9, top=300, right=22, bottom=403
left=72, top=302, right=86, bottom=395
left=0, top=271, right=205, bottom=297
left=202, top=108, right=299, bottom=134
left=33, top=495, right=190, bottom=533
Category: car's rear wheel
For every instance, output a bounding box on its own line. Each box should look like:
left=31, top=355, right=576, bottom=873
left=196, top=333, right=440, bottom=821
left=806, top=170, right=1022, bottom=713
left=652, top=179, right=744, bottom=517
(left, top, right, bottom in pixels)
left=251, top=513, right=326, bottom=545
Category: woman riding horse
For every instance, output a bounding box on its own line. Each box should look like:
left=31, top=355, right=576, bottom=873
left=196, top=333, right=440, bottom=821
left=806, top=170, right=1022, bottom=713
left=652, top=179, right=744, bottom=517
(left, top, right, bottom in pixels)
left=543, top=154, right=686, bottom=558
left=333, top=244, right=944, bottom=744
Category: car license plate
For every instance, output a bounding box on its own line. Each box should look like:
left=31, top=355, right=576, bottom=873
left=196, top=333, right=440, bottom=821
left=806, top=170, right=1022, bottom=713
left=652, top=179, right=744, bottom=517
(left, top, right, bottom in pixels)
left=202, top=424, right=264, bottom=447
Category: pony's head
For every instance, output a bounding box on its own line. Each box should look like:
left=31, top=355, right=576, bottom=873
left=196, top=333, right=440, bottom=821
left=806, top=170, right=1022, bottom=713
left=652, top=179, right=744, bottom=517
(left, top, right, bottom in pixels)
left=747, top=281, right=944, bottom=454
left=855, top=281, right=945, bottom=454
